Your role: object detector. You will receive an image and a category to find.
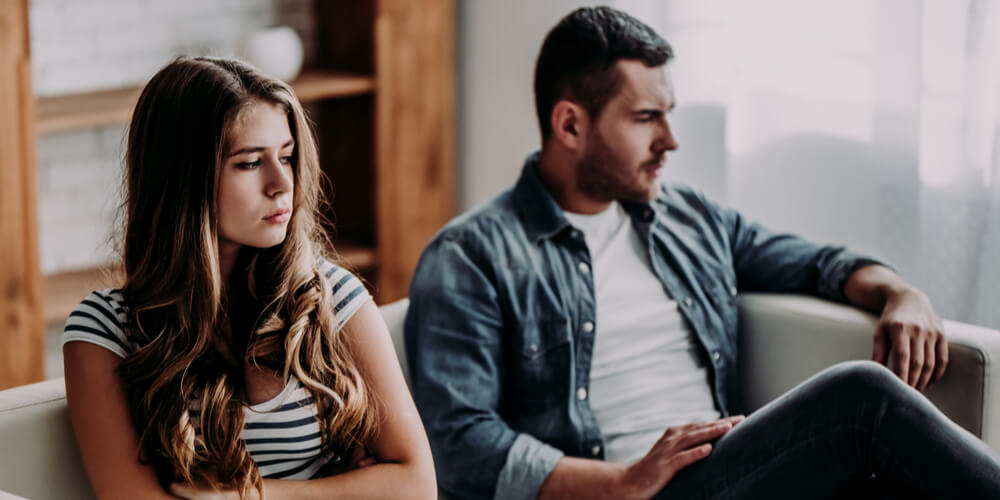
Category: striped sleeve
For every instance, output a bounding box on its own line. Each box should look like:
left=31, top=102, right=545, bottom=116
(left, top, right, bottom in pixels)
left=63, top=289, right=133, bottom=358
left=317, top=258, right=372, bottom=333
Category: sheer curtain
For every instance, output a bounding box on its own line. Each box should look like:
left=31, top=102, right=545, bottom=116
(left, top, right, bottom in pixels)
left=614, top=0, right=1000, bottom=328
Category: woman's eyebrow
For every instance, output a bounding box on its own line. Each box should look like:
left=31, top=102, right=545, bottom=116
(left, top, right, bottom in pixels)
left=227, top=139, right=295, bottom=158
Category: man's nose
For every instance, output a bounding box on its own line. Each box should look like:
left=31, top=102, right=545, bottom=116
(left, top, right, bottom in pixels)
left=654, top=120, right=679, bottom=153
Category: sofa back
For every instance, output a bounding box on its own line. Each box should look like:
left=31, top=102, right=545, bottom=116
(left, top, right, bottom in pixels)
left=3, top=295, right=999, bottom=499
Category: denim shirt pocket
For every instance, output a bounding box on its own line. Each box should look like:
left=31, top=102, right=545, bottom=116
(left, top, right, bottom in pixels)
left=700, top=274, right=739, bottom=336
left=512, top=317, right=573, bottom=413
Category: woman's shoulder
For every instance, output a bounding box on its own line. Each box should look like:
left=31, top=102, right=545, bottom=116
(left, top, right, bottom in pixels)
left=316, top=257, right=366, bottom=296
left=63, top=288, right=134, bottom=359
left=316, top=256, right=372, bottom=330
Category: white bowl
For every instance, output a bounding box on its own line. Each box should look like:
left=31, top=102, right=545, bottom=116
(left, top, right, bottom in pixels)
left=240, top=26, right=304, bottom=82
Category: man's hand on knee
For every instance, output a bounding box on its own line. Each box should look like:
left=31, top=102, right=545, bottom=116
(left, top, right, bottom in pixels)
left=619, top=415, right=745, bottom=499
left=537, top=416, right=745, bottom=500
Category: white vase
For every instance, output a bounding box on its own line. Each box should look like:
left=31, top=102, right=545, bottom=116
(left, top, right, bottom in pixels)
left=240, top=26, right=304, bottom=82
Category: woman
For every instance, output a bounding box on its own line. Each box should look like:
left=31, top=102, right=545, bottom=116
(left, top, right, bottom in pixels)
left=62, top=57, right=436, bottom=499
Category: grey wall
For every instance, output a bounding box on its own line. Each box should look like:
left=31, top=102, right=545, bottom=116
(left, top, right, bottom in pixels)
left=456, top=1, right=730, bottom=210
left=457, top=0, right=597, bottom=210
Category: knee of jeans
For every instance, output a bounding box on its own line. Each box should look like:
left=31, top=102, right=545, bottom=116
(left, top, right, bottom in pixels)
left=820, top=360, right=903, bottom=400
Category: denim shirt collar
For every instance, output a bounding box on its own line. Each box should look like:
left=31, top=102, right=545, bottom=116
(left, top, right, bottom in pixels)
left=512, top=151, right=657, bottom=242
left=512, top=152, right=573, bottom=243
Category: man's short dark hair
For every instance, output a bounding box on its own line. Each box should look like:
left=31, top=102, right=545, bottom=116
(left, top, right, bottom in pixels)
left=534, top=6, right=673, bottom=140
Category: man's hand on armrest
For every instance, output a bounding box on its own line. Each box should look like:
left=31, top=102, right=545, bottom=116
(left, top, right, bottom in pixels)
left=537, top=416, right=744, bottom=500
left=844, top=264, right=948, bottom=391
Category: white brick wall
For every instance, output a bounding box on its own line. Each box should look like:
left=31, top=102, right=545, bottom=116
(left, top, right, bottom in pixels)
left=31, top=0, right=315, bottom=275
left=35, top=125, right=124, bottom=273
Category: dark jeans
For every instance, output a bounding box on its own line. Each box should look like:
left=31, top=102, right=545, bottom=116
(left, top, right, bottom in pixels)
left=653, top=361, right=1000, bottom=499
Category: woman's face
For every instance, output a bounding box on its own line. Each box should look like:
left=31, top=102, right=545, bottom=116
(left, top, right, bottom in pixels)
left=217, top=100, right=295, bottom=253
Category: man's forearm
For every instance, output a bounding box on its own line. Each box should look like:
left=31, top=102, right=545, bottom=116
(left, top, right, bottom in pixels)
left=537, top=457, right=631, bottom=500
left=843, top=264, right=919, bottom=313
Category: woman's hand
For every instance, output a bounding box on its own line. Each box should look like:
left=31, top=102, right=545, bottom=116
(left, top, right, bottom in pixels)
left=321, top=443, right=379, bottom=476
left=346, top=443, right=378, bottom=470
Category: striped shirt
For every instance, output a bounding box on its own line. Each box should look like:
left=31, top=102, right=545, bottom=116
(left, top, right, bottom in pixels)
left=63, top=258, right=371, bottom=479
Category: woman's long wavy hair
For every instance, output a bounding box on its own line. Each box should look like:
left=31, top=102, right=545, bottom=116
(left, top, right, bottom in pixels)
left=116, top=56, right=378, bottom=498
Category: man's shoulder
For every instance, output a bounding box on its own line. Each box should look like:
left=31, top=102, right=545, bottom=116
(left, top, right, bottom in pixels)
left=411, top=188, right=531, bottom=294
left=653, top=182, right=714, bottom=212
left=432, top=188, right=524, bottom=246
left=656, top=181, right=702, bottom=201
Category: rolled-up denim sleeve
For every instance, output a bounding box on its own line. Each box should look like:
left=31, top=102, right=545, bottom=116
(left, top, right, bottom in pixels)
left=700, top=193, right=890, bottom=302
left=405, top=232, right=561, bottom=499
left=494, top=434, right=565, bottom=500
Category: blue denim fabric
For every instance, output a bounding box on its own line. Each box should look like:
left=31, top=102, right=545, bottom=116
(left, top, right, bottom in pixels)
left=405, top=152, right=885, bottom=500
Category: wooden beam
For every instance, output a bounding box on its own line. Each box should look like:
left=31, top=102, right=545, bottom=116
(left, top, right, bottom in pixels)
left=0, top=0, right=44, bottom=389
left=374, top=0, right=456, bottom=302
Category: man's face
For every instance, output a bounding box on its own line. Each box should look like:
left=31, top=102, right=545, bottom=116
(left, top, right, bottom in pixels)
left=577, top=60, right=678, bottom=203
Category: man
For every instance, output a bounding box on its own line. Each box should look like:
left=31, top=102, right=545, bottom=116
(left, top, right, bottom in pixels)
left=405, top=6, right=1000, bottom=499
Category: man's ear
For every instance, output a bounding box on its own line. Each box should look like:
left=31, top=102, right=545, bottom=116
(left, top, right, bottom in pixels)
left=550, top=100, right=589, bottom=151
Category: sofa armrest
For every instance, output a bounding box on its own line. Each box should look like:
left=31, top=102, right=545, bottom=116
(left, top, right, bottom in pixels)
left=0, top=378, right=95, bottom=500
left=737, top=293, right=1000, bottom=451
left=379, top=298, right=411, bottom=389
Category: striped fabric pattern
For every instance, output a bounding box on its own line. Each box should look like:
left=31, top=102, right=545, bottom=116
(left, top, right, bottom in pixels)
left=63, top=258, right=371, bottom=479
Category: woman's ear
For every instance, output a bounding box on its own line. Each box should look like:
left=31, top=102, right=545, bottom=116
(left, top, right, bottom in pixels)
left=549, top=100, right=589, bottom=151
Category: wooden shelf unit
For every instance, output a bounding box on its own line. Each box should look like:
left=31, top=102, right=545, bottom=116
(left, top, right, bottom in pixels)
left=2, top=0, right=454, bottom=388
left=37, top=71, right=376, bottom=134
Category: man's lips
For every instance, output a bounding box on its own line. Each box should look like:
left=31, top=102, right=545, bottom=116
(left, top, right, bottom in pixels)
left=644, top=157, right=665, bottom=170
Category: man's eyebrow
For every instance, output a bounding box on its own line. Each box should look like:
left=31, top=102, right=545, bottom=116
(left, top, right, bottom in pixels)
left=227, top=139, right=295, bottom=158
left=632, top=100, right=675, bottom=115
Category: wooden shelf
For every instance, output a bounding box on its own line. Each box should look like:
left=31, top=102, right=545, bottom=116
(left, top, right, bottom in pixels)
left=338, top=244, right=378, bottom=270
left=36, top=70, right=375, bottom=134
left=290, top=71, right=375, bottom=102
left=43, top=266, right=113, bottom=325
left=42, top=244, right=378, bottom=325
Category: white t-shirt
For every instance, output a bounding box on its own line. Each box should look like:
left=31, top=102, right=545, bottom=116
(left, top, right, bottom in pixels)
left=564, top=203, right=720, bottom=465
left=63, top=258, right=371, bottom=479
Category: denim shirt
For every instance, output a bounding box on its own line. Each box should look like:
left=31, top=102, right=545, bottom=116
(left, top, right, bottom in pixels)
left=405, top=152, right=884, bottom=500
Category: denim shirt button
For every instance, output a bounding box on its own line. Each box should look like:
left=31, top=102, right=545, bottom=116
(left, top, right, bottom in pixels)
left=528, top=343, right=539, bottom=354
left=591, top=445, right=601, bottom=456
left=577, top=387, right=588, bottom=400
left=578, top=262, right=591, bottom=274
left=730, top=286, right=738, bottom=296
left=582, top=321, right=594, bottom=333
left=713, top=351, right=722, bottom=362
left=572, top=230, right=583, bottom=240
left=684, top=297, right=693, bottom=307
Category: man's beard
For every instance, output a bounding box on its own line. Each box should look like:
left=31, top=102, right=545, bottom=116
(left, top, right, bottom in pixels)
left=576, top=129, right=655, bottom=203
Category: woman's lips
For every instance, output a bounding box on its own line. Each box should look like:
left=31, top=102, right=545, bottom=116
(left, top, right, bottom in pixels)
left=264, top=209, right=290, bottom=223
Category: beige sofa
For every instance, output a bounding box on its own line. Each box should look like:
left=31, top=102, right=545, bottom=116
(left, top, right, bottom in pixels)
left=2, top=295, right=998, bottom=499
